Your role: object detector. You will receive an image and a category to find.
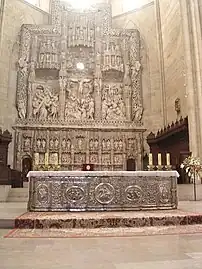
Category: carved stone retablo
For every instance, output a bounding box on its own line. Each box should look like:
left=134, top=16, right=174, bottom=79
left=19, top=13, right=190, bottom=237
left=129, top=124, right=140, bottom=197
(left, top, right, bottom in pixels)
left=14, top=0, right=145, bottom=171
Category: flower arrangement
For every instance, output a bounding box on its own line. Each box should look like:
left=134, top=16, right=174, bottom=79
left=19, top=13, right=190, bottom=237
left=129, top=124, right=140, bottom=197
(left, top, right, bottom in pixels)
left=180, top=156, right=202, bottom=176
left=180, top=156, right=202, bottom=201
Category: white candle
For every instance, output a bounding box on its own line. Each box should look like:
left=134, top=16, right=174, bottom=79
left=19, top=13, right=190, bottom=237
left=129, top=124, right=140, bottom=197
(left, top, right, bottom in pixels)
left=158, top=153, right=162, bottom=166
left=45, top=153, right=49, bottom=166
left=166, top=153, right=170, bottom=166
left=149, top=153, right=153, bottom=166
left=34, top=153, right=39, bottom=166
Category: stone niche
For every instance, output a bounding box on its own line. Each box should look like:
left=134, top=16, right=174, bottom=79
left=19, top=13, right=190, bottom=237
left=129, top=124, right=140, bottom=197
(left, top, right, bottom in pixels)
left=13, top=0, right=145, bottom=171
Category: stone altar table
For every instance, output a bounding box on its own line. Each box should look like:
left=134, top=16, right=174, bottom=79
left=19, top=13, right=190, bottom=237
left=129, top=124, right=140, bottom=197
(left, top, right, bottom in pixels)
left=27, top=171, right=179, bottom=212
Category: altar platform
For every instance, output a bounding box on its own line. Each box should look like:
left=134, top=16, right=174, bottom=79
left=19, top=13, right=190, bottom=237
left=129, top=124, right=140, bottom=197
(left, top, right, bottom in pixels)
left=0, top=201, right=201, bottom=239
left=15, top=203, right=202, bottom=230
left=1, top=201, right=202, bottom=238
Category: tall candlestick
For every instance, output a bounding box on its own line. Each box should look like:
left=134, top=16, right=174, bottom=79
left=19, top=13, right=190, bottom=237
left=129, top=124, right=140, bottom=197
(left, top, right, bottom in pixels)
left=149, top=153, right=153, bottom=166
left=45, top=153, right=49, bottom=166
left=166, top=153, right=170, bottom=166
left=158, top=153, right=162, bottom=166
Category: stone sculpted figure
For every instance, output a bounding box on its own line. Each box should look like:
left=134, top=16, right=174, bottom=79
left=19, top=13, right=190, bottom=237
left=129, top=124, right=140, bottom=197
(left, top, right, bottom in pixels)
left=18, top=99, right=26, bottom=119
left=133, top=104, right=143, bottom=122
left=32, top=97, right=40, bottom=119
left=18, top=57, right=28, bottom=75
left=87, top=96, right=95, bottom=120
left=119, top=140, right=123, bottom=150
left=131, top=61, right=141, bottom=78
left=62, top=139, right=66, bottom=149
left=49, top=139, right=54, bottom=148
left=39, top=101, right=48, bottom=120
left=36, top=139, right=41, bottom=149
left=24, top=137, right=30, bottom=150
left=49, top=96, right=59, bottom=120
left=55, top=138, right=59, bottom=148
left=42, top=139, right=46, bottom=149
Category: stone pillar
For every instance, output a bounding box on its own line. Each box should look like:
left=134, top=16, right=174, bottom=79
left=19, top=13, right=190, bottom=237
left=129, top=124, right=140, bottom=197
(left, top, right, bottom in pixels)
left=0, top=0, right=5, bottom=48
left=179, top=0, right=201, bottom=157
left=154, top=0, right=167, bottom=126
left=189, top=0, right=202, bottom=158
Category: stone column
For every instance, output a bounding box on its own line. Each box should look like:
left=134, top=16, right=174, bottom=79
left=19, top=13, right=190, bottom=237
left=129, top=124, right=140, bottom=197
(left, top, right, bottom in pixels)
left=154, top=0, right=167, bottom=126
left=179, top=0, right=200, bottom=157
left=0, top=0, right=5, bottom=48
left=189, top=0, right=202, bottom=158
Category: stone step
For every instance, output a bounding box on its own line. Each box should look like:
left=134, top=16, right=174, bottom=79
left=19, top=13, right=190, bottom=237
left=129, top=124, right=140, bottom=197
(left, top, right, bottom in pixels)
left=23, top=182, right=29, bottom=188
left=7, top=188, right=29, bottom=202
left=7, top=196, right=28, bottom=203
left=15, top=208, right=202, bottom=229
left=9, top=188, right=28, bottom=193
left=0, top=202, right=27, bottom=229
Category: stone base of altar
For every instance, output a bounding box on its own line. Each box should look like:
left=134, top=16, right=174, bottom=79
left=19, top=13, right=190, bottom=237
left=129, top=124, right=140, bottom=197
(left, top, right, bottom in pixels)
left=15, top=207, right=202, bottom=229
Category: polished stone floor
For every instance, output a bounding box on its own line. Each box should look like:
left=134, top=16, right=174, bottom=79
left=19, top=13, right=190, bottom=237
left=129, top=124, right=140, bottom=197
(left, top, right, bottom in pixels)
left=1, top=201, right=202, bottom=268
left=1, top=229, right=202, bottom=269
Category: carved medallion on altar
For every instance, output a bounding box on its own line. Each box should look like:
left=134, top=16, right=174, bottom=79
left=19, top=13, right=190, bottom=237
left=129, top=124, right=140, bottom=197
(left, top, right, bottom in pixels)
left=13, top=0, right=145, bottom=171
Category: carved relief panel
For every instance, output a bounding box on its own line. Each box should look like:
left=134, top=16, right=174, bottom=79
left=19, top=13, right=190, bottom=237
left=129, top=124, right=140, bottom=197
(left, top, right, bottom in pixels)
left=16, top=1, right=143, bottom=125
left=14, top=128, right=144, bottom=171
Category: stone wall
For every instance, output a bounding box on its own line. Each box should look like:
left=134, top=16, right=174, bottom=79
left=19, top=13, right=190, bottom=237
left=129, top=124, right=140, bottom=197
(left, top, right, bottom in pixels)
left=199, top=1, right=202, bottom=28
left=179, top=0, right=202, bottom=158
left=110, top=0, right=154, bottom=16
left=0, top=0, right=49, bottom=166
left=158, top=0, right=187, bottom=124
left=112, top=2, right=163, bottom=153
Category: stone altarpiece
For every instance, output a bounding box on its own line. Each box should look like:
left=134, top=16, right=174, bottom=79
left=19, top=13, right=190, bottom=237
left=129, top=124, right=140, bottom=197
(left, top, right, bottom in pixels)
left=14, top=0, right=145, bottom=171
